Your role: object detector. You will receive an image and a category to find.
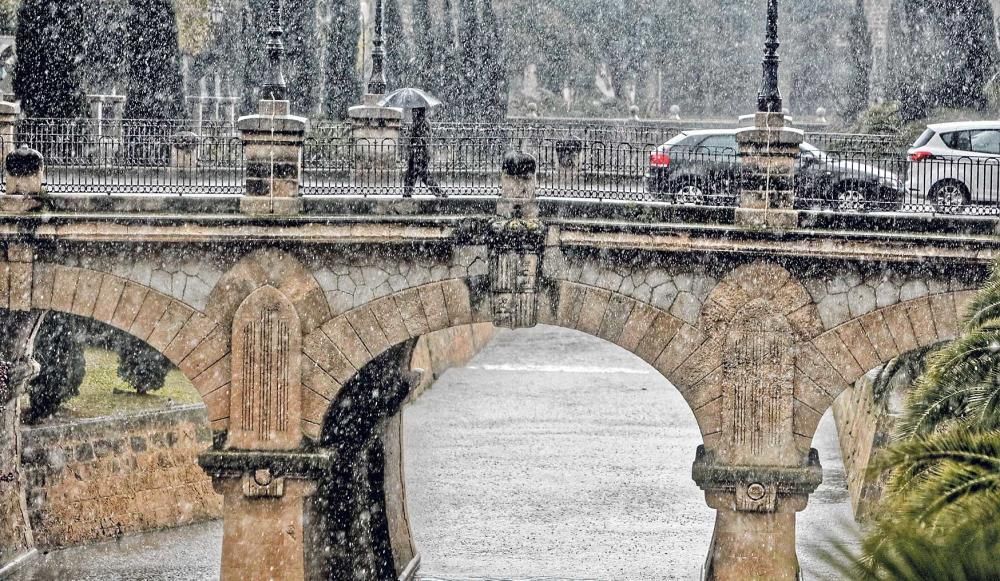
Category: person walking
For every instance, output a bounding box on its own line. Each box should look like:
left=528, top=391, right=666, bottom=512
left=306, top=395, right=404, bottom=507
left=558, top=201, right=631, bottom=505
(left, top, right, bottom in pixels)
left=404, top=107, right=445, bottom=198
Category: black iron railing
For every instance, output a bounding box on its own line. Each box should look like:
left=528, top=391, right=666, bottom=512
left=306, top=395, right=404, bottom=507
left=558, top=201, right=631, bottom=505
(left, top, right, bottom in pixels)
left=7, top=117, right=1000, bottom=218
left=14, top=118, right=243, bottom=194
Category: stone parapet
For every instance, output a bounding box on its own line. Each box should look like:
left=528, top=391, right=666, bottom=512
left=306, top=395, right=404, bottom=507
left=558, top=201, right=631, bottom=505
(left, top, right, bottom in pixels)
left=238, top=99, right=309, bottom=215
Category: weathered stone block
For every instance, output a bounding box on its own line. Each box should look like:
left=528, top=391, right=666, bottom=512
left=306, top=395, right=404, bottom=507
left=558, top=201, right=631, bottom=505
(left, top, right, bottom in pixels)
left=654, top=323, right=706, bottom=376
left=301, top=357, right=342, bottom=402
left=811, top=333, right=862, bottom=386
left=882, top=304, right=918, bottom=353
left=321, top=317, right=372, bottom=370
left=635, top=313, right=682, bottom=364
left=163, top=314, right=217, bottom=363
left=576, top=287, right=612, bottom=336
left=928, top=293, right=958, bottom=341
left=904, top=298, right=938, bottom=347
left=345, top=308, right=391, bottom=356
left=302, top=331, right=355, bottom=386
left=109, top=283, right=149, bottom=331
left=836, top=321, right=880, bottom=374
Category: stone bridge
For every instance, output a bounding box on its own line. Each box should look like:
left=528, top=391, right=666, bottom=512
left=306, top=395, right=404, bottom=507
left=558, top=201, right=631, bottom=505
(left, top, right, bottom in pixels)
left=0, top=100, right=996, bottom=581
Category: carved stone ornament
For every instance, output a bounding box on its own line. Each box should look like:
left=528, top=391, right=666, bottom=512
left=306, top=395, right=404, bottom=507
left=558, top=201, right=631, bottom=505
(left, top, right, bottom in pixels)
left=242, top=468, right=286, bottom=498
left=722, top=299, right=795, bottom=464
left=735, top=481, right=778, bottom=512
left=228, top=285, right=303, bottom=451
left=489, top=218, right=544, bottom=329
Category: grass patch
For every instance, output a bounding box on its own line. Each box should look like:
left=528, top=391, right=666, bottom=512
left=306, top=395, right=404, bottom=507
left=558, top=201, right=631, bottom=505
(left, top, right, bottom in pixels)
left=45, top=348, right=202, bottom=422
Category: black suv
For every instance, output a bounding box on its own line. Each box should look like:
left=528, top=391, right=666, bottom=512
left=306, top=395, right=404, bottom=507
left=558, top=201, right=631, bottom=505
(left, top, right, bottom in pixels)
left=646, top=130, right=905, bottom=212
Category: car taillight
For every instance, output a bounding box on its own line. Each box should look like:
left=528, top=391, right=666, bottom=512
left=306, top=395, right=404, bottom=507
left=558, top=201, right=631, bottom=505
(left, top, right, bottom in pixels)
left=650, top=152, right=671, bottom=167
left=909, top=150, right=935, bottom=162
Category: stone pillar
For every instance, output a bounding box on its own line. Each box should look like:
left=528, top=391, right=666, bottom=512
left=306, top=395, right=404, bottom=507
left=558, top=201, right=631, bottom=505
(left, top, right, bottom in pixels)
left=735, top=112, right=803, bottom=229
left=693, top=448, right=822, bottom=581
left=498, top=149, right=538, bottom=219
left=490, top=150, right=543, bottom=330
left=692, top=263, right=823, bottom=579
left=0, top=101, right=18, bottom=162
left=170, top=131, right=200, bottom=170
left=0, top=309, right=45, bottom=576
left=199, top=284, right=330, bottom=581
left=4, top=145, right=45, bottom=211
left=238, top=99, right=309, bottom=215
left=347, top=94, right=403, bottom=185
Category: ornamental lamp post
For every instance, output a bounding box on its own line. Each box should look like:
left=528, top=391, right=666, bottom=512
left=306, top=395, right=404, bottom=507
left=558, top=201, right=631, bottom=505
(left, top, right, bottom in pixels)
left=757, top=0, right=782, bottom=114
left=261, top=0, right=287, bottom=101
left=367, top=0, right=388, bottom=95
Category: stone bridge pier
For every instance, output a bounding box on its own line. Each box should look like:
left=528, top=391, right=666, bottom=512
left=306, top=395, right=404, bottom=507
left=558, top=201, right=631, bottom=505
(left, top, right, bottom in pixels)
left=0, top=98, right=992, bottom=581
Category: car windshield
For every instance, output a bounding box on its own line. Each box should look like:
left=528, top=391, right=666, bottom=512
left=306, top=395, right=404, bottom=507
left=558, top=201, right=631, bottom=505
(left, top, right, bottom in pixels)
left=800, top=143, right=827, bottom=162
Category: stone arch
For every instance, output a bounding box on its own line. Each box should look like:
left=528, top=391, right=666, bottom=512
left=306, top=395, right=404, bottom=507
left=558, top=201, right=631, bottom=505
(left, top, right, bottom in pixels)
left=10, top=261, right=232, bottom=431
left=301, top=276, right=717, bottom=442
left=792, top=289, right=974, bottom=449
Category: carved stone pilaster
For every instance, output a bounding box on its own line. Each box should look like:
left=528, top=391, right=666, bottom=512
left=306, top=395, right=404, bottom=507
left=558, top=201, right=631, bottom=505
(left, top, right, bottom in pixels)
left=199, top=450, right=332, bottom=581
left=227, top=285, right=302, bottom=451
left=489, top=149, right=544, bottom=329
left=692, top=446, right=822, bottom=581
left=489, top=218, right=544, bottom=329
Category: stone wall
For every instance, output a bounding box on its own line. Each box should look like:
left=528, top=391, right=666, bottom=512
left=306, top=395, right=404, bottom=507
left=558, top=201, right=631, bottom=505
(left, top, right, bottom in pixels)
left=831, top=371, right=894, bottom=521
left=409, top=323, right=497, bottom=400
left=20, top=404, right=220, bottom=548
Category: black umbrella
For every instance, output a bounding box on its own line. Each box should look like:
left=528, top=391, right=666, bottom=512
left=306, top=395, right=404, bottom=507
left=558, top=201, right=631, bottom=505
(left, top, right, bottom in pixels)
left=378, top=88, right=442, bottom=110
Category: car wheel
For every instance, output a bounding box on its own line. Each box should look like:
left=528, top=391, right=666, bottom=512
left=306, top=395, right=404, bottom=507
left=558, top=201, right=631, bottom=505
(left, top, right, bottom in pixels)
left=929, top=181, right=970, bottom=215
left=669, top=178, right=707, bottom=205
left=832, top=184, right=871, bottom=213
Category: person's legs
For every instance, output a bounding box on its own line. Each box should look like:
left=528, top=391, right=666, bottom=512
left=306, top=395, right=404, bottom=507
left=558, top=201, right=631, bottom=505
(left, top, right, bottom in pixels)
left=403, top=161, right=417, bottom=198
left=422, top=172, right=445, bottom=197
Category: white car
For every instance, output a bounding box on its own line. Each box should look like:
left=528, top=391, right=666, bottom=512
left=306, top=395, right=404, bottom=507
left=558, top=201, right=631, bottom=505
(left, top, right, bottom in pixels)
left=906, top=121, right=1000, bottom=212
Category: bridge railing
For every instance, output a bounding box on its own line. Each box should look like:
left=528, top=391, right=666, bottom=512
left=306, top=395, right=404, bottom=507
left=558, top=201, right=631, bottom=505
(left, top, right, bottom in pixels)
left=10, top=117, right=1000, bottom=218
left=11, top=118, right=244, bottom=194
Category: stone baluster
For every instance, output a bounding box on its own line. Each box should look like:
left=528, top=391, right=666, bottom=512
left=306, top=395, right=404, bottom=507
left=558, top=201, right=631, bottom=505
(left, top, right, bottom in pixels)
left=238, top=99, right=309, bottom=215
left=735, top=111, right=803, bottom=229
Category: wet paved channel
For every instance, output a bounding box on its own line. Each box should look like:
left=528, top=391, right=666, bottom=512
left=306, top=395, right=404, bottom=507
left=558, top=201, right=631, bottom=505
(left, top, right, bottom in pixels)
left=10, top=325, right=858, bottom=580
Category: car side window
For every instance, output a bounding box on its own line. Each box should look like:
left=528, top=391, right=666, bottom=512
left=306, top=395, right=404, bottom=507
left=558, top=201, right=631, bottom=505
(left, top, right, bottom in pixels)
left=970, top=130, right=1000, bottom=155
left=942, top=131, right=973, bottom=152
left=698, top=135, right=738, bottom=152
